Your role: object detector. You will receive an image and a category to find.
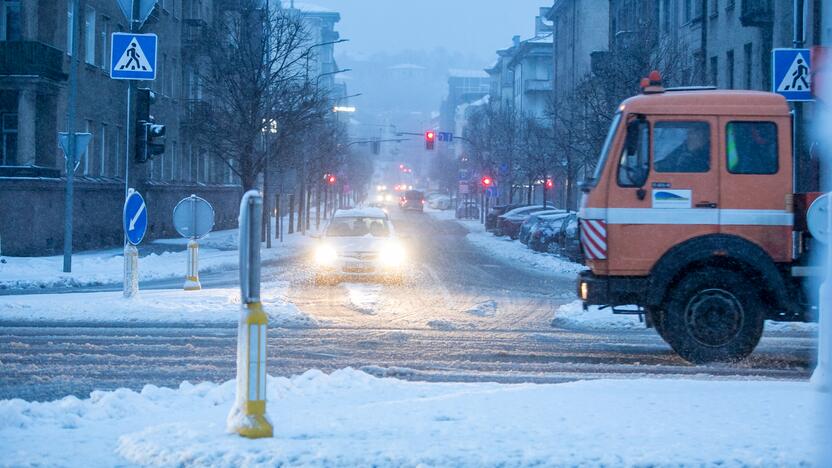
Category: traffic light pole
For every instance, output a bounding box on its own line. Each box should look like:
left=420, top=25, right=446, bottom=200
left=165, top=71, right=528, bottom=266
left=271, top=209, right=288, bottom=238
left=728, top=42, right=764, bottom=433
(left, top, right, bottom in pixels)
left=124, top=0, right=141, bottom=198
left=62, top=0, right=81, bottom=273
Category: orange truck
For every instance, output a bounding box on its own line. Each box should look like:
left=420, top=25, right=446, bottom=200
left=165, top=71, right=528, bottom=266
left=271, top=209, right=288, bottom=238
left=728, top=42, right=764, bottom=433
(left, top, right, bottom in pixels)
left=577, top=72, right=823, bottom=364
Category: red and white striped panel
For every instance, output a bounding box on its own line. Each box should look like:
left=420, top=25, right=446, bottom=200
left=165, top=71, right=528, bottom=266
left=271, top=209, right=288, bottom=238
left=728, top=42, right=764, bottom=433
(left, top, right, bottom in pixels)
left=580, top=219, right=607, bottom=260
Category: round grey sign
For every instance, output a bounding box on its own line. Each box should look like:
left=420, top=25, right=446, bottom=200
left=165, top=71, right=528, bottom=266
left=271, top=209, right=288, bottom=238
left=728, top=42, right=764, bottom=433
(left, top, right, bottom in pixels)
left=807, top=193, right=830, bottom=245
left=173, top=195, right=215, bottom=239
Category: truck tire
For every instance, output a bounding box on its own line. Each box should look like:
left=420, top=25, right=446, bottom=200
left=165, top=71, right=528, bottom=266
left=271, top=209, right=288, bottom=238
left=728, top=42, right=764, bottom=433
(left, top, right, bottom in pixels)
left=662, top=267, right=765, bottom=364
left=647, top=307, right=673, bottom=342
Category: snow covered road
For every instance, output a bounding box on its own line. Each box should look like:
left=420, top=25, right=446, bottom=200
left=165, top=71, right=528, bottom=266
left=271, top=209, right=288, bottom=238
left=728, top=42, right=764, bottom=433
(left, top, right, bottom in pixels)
left=0, top=210, right=816, bottom=402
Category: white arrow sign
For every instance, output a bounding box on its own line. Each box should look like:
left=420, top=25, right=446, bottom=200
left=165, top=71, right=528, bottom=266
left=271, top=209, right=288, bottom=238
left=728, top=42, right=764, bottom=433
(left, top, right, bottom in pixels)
left=129, top=202, right=146, bottom=231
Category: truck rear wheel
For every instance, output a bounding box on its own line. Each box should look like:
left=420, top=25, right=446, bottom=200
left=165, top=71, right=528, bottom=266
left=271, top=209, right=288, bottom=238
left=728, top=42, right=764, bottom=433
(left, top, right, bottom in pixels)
left=662, top=268, right=765, bottom=364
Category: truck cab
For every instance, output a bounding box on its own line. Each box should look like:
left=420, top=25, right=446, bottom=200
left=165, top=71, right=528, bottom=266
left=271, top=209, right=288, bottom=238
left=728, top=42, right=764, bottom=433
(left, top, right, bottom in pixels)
left=577, top=72, right=818, bottom=363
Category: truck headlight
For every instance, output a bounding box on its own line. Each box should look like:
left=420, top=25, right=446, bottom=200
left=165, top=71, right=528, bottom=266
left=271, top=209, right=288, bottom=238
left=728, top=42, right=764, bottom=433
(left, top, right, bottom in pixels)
left=314, top=244, right=338, bottom=266
left=580, top=281, right=589, bottom=301
left=379, top=241, right=406, bottom=267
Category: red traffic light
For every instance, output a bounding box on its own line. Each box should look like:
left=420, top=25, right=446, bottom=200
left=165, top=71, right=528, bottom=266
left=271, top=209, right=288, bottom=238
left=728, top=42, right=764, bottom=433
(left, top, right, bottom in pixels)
left=481, top=176, right=493, bottom=187
left=425, top=131, right=435, bottom=141
left=545, top=178, right=554, bottom=189
left=325, top=174, right=337, bottom=185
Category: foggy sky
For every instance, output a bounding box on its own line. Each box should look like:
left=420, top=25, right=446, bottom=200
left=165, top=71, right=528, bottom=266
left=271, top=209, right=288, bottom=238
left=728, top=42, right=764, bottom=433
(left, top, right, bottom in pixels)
left=298, top=1, right=551, bottom=62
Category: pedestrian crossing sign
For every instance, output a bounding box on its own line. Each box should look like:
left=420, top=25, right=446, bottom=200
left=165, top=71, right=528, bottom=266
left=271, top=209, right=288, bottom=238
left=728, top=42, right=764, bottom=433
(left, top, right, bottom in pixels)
left=110, top=33, right=157, bottom=81
left=772, top=48, right=812, bottom=101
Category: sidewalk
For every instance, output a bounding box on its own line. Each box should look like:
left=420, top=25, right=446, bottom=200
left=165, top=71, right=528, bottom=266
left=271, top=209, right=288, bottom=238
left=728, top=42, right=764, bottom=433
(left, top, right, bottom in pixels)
left=0, top=217, right=314, bottom=292
left=0, top=368, right=821, bottom=466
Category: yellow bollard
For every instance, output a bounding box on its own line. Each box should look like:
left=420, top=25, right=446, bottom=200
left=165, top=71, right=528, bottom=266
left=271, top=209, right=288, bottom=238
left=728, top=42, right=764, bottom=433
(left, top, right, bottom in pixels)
left=183, top=239, right=201, bottom=291
left=227, top=190, right=273, bottom=438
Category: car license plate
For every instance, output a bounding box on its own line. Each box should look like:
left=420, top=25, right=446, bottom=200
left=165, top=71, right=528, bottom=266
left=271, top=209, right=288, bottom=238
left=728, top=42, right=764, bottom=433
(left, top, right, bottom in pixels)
left=344, top=262, right=373, bottom=273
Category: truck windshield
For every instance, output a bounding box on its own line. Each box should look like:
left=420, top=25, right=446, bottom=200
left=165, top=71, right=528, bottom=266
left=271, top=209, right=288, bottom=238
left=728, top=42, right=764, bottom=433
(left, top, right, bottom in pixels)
left=587, top=112, right=622, bottom=187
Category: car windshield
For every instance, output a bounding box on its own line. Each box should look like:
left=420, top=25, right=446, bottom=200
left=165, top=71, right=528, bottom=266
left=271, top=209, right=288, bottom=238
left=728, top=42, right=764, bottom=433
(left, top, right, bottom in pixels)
left=326, top=217, right=391, bottom=238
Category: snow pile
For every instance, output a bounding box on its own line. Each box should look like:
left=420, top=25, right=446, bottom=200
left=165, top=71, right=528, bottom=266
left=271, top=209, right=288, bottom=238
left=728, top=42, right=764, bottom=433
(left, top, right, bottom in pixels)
left=465, top=299, right=497, bottom=317
left=0, top=228, right=312, bottom=291
left=344, top=282, right=382, bottom=315
left=552, top=300, right=644, bottom=330
left=554, top=300, right=820, bottom=334
left=0, top=288, right=316, bottom=327
left=0, top=368, right=819, bottom=466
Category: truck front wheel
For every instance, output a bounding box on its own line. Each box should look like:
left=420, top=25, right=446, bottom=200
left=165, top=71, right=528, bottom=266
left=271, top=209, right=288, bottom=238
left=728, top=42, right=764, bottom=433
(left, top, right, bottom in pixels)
left=662, top=268, right=765, bottom=364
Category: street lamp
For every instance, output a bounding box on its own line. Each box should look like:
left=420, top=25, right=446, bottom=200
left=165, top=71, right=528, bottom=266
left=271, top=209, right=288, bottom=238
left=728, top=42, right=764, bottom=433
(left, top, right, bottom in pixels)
left=305, top=39, right=349, bottom=81
left=316, top=68, right=352, bottom=88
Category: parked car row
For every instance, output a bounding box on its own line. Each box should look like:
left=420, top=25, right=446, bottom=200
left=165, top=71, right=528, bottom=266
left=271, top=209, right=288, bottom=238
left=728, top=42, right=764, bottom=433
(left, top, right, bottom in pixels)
left=487, top=204, right=582, bottom=263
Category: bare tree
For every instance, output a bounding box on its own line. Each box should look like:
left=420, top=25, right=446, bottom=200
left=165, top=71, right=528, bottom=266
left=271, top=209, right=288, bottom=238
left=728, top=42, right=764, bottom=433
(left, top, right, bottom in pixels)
left=548, top=22, right=695, bottom=209
left=199, top=2, right=311, bottom=192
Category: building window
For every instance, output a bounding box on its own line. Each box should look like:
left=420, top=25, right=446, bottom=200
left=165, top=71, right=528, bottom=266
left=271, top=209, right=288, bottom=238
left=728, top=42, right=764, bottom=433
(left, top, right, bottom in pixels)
left=67, top=1, right=75, bottom=55
left=84, top=119, right=93, bottom=175
left=84, top=7, right=95, bottom=64
left=710, top=0, right=718, bottom=17
left=726, top=0, right=735, bottom=10
left=1, top=0, right=22, bottom=41
left=169, top=142, right=176, bottom=180
left=662, top=0, right=671, bottom=33
left=114, top=126, right=122, bottom=177
left=726, top=49, right=734, bottom=89
left=99, top=123, right=107, bottom=176
left=1, top=112, right=17, bottom=165
left=744, top=43, right=753, bottom=89
left=710, top=56, right=718, bottom=86
left=99, top=19, right=109, bottom=68
left=684, top=0, right=692, bottom=22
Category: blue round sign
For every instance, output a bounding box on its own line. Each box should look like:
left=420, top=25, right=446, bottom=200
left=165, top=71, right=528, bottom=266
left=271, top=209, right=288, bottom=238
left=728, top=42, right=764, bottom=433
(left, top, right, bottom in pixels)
left=123, top=190, right=148, bottom=245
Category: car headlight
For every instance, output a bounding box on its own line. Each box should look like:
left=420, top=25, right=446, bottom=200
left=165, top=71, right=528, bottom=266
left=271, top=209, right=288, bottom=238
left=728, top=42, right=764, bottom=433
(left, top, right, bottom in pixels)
left=385, top=194, right=393, bottom=202
left=378, top=241, right=406, bottom=267
left=376, top=195, right=384, bottom=202
left=314, top=244, right=338, bottom=266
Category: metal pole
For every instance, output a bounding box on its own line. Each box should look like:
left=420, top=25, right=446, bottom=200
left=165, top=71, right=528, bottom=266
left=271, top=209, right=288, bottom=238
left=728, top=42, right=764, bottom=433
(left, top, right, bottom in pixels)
left=228, top=190, right=272, bottom=439
left=62, top=0, right=81, bottom=273
left=793, top=0, right=809, bottom=191
left=126, top=0, right=140, bottom=197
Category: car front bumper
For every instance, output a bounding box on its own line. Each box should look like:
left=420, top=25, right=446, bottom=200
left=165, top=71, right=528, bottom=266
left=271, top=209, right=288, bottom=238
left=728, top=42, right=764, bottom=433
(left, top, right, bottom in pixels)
left=578, top=270, right=649, bottom=307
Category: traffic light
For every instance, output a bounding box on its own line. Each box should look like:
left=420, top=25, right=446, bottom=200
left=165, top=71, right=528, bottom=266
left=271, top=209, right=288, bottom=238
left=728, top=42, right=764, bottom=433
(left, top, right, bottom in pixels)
left=481, top=176, right=493, bottom=187
left=372, top=139, right=381, bottom=155
left=134, top=88, right=165, bottom=163
left=325, top=174, right=337, bottom=185
left=545, top=178, right=554, bottom=190
left=425, top=131, right=435, bottom=150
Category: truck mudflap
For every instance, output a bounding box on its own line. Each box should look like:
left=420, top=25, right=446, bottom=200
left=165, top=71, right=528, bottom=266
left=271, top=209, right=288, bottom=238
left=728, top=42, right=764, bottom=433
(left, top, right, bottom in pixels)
left=578, top=270, right=649, bottom=308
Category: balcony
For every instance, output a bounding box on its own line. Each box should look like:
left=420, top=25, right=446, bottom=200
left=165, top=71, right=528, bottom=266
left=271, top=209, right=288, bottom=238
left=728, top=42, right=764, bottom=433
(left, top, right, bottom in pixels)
left=524, top=79, right=553, bottom=93
left=0, top=41, right=67, bottom=82
left=740, top=0, right=772, bottom=27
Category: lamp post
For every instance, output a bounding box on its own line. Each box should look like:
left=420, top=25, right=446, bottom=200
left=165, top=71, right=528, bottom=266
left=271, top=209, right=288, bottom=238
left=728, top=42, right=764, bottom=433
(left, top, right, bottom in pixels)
left=315, top=68, right=352, bottom=88
left=304, top=39, right=349, bottom=82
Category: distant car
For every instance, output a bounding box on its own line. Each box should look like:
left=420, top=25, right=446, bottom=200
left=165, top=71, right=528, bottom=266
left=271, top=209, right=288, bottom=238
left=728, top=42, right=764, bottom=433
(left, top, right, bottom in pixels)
left=556, top=214, right=583, bottom=262
left=456, top=200, right=480, bottom=219
left=427, top=193, right=452, bottom=210
left=312, top=208, right=406, bottom=285
left=372, top=191, right=396, bottom=207
left=528, top=213, right=572, bottom=251
left=399, top=190, right=425, bottom=212
left=485, top=204, right=524, bottom=231
left=496, top=205, right=555, bottom=239
left=518, top=211, right=567, bottom=244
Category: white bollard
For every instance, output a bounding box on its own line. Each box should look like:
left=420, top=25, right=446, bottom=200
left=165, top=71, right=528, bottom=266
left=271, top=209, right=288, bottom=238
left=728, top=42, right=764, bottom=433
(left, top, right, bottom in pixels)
left=123, top=243, right=138, bottom=298
left=227, top=190, right=272, bottom=439
left=184, top=239, right=201, bottom=291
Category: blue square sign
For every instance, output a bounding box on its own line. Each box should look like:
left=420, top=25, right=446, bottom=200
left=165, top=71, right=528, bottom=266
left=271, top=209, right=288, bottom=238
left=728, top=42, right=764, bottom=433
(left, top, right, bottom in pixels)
left=110, top=33, right=157, bottom=81
left=772, top=48, right=812, bottom=101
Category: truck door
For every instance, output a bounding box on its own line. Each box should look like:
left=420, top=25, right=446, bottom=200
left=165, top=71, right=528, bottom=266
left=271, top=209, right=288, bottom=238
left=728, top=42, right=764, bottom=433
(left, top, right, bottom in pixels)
left=718, top=116, right=793, bottom=262
left=606, top=115, right=720, bottom=274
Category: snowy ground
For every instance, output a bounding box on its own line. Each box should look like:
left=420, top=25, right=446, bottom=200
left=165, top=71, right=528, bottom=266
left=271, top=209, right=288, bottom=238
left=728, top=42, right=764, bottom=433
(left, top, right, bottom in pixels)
left=554, top=300, right=819, bottom=334
left=0, top=225, right=313, bottom=291
left=0, top=368, right=823, bottom=466
left=0, top=286, right=316, bottom=327
left=425, top=208, right=586, bottom=277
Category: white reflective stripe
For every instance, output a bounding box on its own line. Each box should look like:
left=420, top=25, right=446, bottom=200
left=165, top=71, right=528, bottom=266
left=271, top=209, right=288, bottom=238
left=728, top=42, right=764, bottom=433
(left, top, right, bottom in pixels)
left=259, top=325, right=267, bottom=401
left=580, top=208, right=793, bottom=226
left=581, top=227, right=605, bottom=259
left=583, top=221, right=607, bottom=250
left=248, top=324, right=258, bottom=401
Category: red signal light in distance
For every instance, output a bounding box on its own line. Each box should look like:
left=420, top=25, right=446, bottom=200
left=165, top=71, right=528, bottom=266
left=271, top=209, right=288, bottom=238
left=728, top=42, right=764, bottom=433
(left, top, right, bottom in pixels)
left=327, top=175, right=337, bottom=185
left=481, top=176, right=493, bottom=187
left=545, top=178, right=554, bottom=189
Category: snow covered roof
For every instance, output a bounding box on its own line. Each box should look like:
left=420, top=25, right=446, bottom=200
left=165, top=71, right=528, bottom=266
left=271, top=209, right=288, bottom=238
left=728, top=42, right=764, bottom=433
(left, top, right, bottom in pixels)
left=388, top=63, right=427, bottom=70
left=281, top=1, right=336, bottom=14
left=334, top=208, right=388, bottom=219
left=448, top=69, right=489, bottom=79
